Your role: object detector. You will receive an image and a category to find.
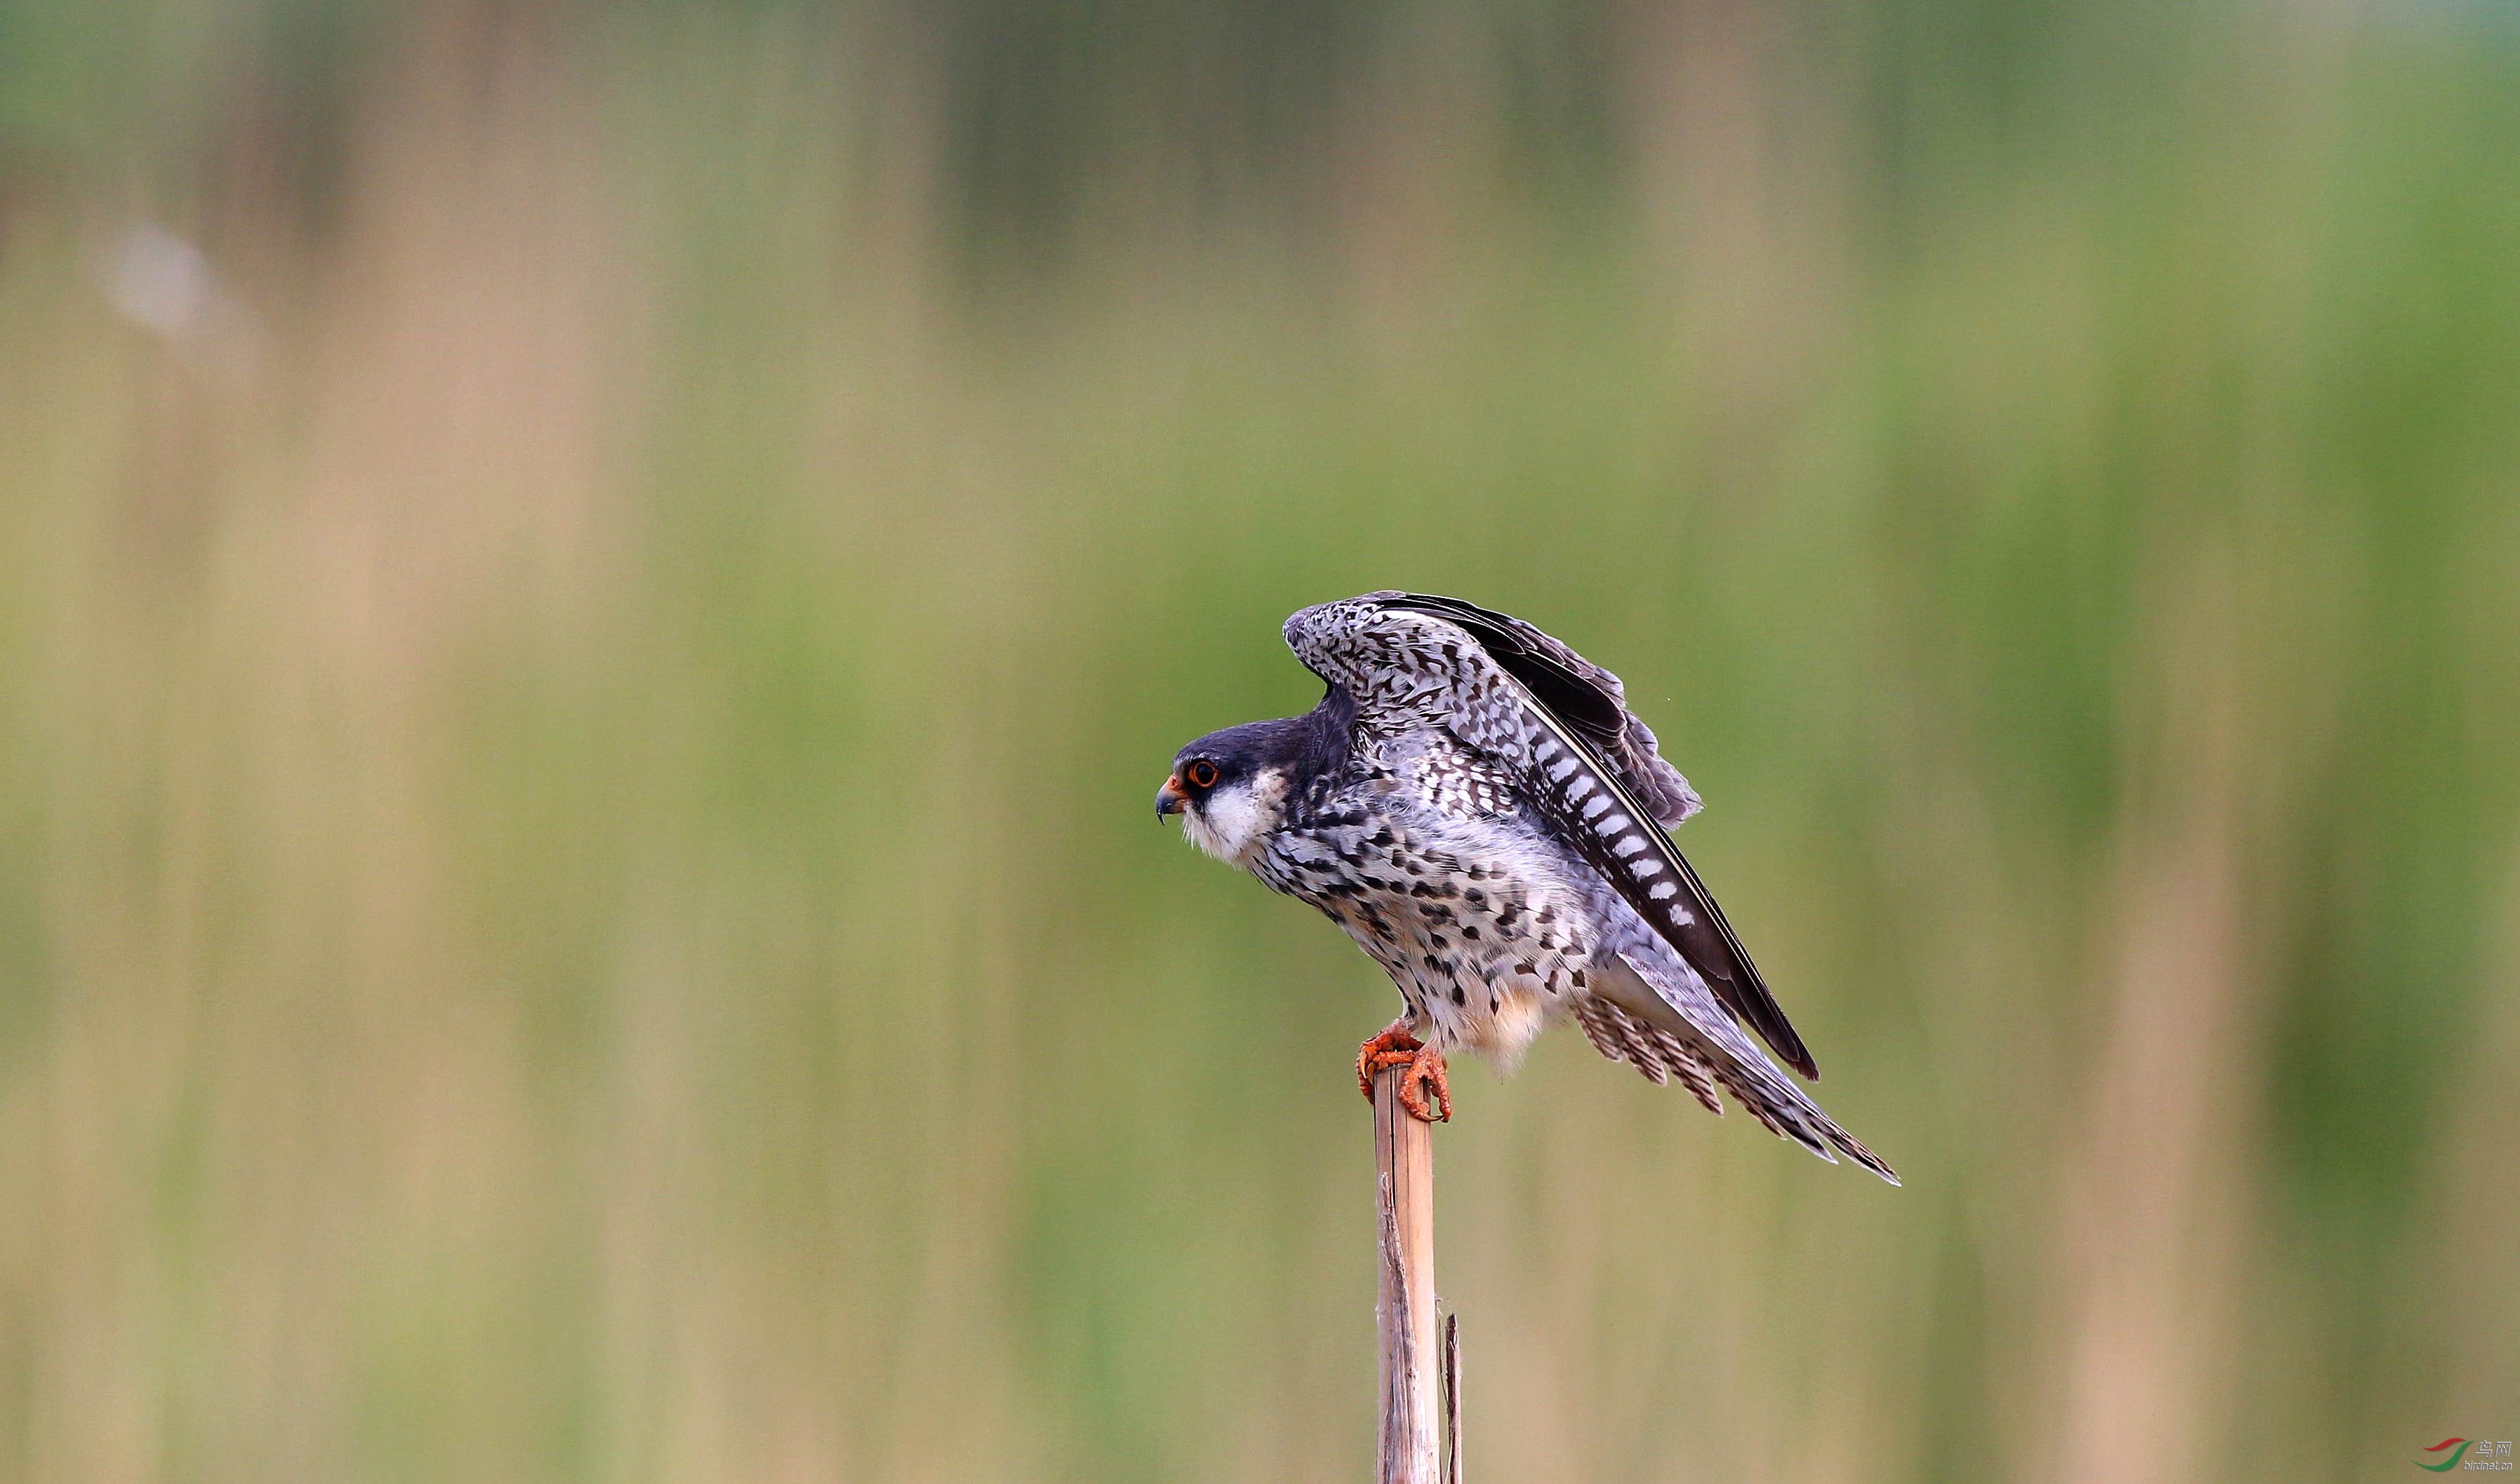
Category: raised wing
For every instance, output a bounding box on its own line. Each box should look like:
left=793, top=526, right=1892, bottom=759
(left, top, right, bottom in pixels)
left=1373, top=593, right=1701, bottom=826
left=1284, top=592, right=1819, bottom=1080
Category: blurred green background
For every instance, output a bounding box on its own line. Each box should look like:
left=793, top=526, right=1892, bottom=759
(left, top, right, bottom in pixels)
left=2, top=1, right=2516, bottom=1480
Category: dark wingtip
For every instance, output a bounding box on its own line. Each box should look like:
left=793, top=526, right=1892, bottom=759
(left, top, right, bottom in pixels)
left=1777, top=1025, right=1819, bottom=1080
left=1714, top=965, right=1819, bottom=1080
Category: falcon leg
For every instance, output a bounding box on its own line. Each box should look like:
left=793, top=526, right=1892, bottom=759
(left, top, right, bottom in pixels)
left=1357, top=1019, right=1451, bottom=1123
left=1357, top=1019, right=1421, bottom=1101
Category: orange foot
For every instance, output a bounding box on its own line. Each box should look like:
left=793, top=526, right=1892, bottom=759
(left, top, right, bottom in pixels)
left=1357, top=1019, right=1451, bottom=1123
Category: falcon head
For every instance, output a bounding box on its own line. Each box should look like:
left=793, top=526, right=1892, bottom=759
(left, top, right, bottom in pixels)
left=1156, top=719, right=1308, bottom=865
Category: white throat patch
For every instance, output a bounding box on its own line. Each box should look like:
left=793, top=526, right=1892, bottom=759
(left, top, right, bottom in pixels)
left=1180, top=768, right=1287, bottom=866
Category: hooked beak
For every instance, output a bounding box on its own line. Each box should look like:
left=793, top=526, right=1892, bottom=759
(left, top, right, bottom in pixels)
left=1155, top=775, right=1189, bottom=819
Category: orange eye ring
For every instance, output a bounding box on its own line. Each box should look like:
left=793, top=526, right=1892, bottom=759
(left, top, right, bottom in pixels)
left=1185, top=760, right=1219, bottom=789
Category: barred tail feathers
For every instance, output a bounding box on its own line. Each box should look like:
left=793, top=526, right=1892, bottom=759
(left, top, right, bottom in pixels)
left=1603, top=946, right=1900, bottom=1185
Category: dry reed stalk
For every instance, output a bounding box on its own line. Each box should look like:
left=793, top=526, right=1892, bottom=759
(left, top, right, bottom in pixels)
left=1373, top=1067, right=1443, bottom=1484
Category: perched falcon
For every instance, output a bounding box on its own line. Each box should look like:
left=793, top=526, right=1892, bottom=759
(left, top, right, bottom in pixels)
left=1157, top=592, right=1896, bottom=1183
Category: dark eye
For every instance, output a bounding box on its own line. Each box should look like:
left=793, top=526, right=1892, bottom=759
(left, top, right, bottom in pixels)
left=1185, top=759, right=1219, bottom=789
